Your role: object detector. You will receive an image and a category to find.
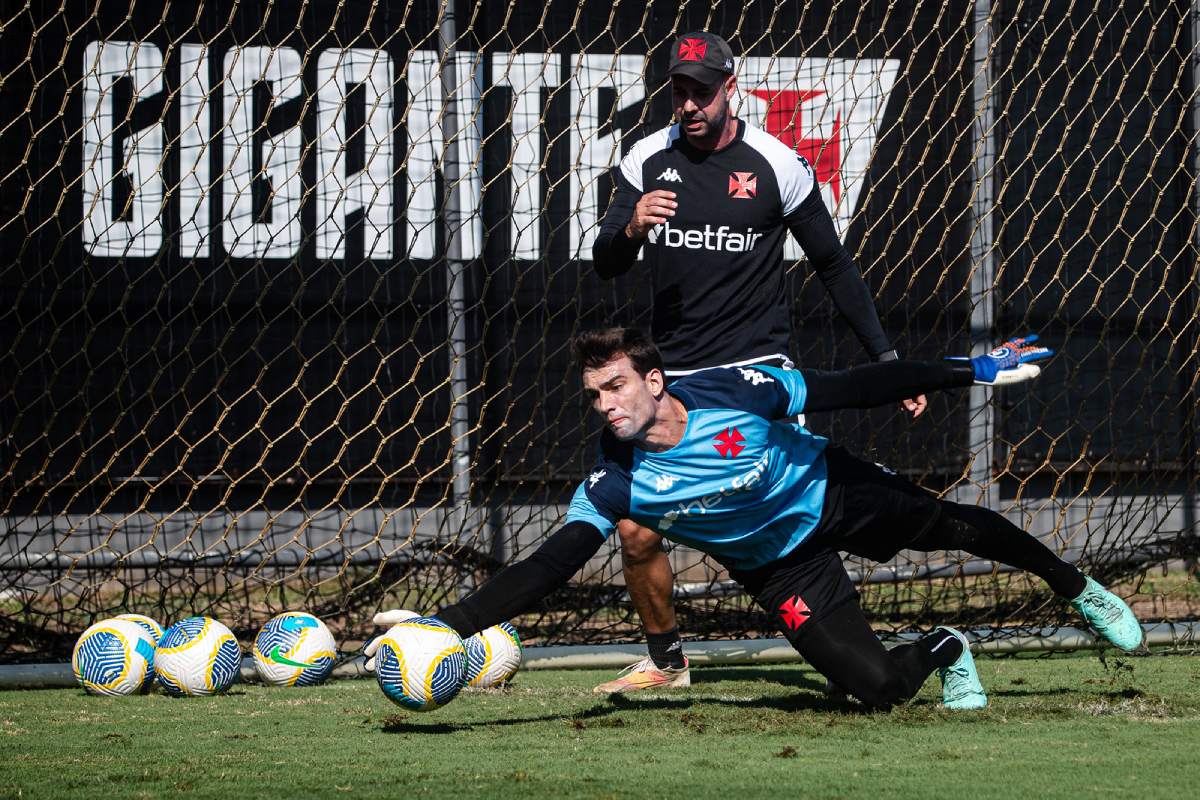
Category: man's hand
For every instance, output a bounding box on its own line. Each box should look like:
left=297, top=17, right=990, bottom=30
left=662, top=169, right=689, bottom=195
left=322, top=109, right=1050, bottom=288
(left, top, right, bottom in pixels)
left=961, top=335, right=1054, bottom=385
left=901, top=395, right=928, bottom=418
left=877, top=351, right=928, bottom=418
left=362, top=609, right=421, bottom=671
left=625, top=190, right=678, bottom=240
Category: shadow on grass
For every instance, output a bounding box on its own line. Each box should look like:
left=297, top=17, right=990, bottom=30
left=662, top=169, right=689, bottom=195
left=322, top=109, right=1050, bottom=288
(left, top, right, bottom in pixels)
left=988, top=686, right=1077, bottom=700
left=605, top=689, right=868, bottom=715
left=380, top=701, right=626, bottom=734
left=687, top=665, right=825, bottom=692
left=378, top=687, right=876, bottom=732
left=381, top=666, right=1122, bottom=732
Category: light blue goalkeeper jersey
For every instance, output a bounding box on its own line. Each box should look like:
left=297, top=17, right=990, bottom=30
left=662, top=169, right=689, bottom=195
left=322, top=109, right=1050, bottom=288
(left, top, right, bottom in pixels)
left=565, top=365, right=829, bottom=570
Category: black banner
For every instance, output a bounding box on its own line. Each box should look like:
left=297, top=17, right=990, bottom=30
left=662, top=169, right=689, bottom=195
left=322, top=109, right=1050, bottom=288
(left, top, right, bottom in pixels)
left=0, top=1, right=1193, bottom=510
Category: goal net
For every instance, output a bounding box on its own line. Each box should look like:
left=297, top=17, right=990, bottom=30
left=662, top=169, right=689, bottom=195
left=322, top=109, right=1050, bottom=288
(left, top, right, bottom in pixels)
left=1, top=0, right=1197, bottom=661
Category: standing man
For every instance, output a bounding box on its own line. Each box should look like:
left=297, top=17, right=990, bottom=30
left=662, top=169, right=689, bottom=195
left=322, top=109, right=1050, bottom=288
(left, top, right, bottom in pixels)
left=589, top=31, right=925, bottom=693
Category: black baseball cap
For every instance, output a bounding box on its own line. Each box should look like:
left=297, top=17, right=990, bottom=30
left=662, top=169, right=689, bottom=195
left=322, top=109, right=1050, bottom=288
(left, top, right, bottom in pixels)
left=666, top=32, right=735, bottom=85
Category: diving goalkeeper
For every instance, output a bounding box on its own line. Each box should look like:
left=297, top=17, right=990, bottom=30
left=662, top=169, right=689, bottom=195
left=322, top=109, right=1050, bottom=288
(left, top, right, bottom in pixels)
left=369, top=328, right=1143, bottom=710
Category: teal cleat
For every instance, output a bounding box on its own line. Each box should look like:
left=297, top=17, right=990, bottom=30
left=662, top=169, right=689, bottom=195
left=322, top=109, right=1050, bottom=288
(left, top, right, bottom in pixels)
left=936, top=627, right=987, bottom=710
left=1071, top=576, right=1144, bottom=651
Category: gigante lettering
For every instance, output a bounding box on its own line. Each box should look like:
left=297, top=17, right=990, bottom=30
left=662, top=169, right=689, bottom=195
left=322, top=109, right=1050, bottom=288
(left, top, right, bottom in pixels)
left=80, top=42, right=893, bottom=261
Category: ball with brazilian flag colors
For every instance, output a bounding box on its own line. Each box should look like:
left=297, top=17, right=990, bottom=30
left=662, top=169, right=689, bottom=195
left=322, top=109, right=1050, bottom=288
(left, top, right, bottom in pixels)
left=374, top=617, right=467, bottom=712
left=72, top=618, right=158, bottom=696
left=253, top=611, right=337, bottom=687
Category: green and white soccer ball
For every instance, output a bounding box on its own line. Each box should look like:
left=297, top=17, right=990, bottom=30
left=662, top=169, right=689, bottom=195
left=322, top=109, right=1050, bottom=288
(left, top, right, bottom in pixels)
left=155, top=616, right=242, bottom=696
left=374, top=617, right=467, bottom=712
left=253, top=611, right=337, bottom=687
left=72, top=618, right=157, bottom=696
left=463, top=622, right=523, bottom=688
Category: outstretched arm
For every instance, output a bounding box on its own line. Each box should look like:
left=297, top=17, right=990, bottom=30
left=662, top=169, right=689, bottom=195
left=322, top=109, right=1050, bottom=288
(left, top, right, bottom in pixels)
left=436, top=521, right=606, bottom=639
left=756, top=336, right=1054, bottom=416
left=800, top=360, right=973, bottom=412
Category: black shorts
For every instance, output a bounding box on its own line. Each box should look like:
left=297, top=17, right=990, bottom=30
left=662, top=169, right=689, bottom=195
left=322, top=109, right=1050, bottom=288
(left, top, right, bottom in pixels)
left=727, top=446, right=942, bottom=643
left=809, top=445, right=942, bottom=562
left=728, top=544, right=858, bottom=645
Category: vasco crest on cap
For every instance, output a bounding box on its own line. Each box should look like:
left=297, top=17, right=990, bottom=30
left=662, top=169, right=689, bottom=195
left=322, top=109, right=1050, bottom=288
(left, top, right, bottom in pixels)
left=667, top=31, right=736, bottom=85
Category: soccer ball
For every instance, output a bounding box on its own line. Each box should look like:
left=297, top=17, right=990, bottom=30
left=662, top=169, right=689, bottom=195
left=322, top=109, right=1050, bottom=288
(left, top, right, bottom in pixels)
left=72, top=618, right=157, bottom=696
left=112, top=614, right=165, bottom=690
left=155, top=616, right=242, bottom=696
left=114, top=613, right=165, bottom=642
left=464, top=622, right=523, bottom=688
left=252, top=612, right=337, bottom=687
left=374, top=616, right=466, bottom=712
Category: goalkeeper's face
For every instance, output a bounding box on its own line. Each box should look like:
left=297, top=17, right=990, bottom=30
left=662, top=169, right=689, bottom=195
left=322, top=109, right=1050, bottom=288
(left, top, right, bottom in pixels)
left=582, top=356, right=666, bottom=442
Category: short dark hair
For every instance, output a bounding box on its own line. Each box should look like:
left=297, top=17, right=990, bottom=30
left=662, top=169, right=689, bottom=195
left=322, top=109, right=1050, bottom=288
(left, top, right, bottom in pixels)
left=572, top=328, right=665, bottom=377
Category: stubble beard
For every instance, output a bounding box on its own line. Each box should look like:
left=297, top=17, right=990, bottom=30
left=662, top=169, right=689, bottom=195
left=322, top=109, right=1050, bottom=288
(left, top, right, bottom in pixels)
left=683, top=102, right=729, bottom=150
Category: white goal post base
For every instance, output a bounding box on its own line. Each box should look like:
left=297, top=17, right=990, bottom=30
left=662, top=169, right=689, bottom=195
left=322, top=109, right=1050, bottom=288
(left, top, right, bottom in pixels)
left=1, top=623, right=1194, bottom=690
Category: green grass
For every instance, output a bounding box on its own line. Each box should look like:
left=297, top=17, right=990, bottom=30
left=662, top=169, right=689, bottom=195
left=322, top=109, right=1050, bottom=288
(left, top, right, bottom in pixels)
left=2, top=652, right=1199, bottom=799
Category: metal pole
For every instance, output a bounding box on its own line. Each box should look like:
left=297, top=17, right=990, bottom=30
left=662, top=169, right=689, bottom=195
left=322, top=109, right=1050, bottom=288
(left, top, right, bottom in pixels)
left=438, top=0, right=472, bottom=537
left=1185, top=2, right=1200, bottom=563
left=962, top=0, right=999, bottom=508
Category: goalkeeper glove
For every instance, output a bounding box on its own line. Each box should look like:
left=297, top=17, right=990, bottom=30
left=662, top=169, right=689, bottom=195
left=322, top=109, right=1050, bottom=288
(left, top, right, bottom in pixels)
left=362, top=609, right=421, bottom=672
left=953, top=334, right=1054, bottom=385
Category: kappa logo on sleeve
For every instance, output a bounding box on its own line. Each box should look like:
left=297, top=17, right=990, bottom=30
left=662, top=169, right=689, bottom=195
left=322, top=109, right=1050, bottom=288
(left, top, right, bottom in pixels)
left=588, top=469, right=607, bottom=488
left=656, top=168, right=682, bottom=183
left=736, top=367, right=774, bottom=385
left=654, top=473, right=678, bottom=492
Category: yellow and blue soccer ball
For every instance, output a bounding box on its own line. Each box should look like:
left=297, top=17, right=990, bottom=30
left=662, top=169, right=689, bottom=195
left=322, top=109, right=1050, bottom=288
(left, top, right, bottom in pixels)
left=464, top=622, right=523, bottom=688
left=114, top=613, right=165, bottom=642
left=155, top=616, right=242, bottom=696
left=72, top=618, right=157, bottom=696
left=113, top=614, right=165, bottom=691
left=252, top=612, right=337, bottom=687
left=374, top=616, right=466, bottom=712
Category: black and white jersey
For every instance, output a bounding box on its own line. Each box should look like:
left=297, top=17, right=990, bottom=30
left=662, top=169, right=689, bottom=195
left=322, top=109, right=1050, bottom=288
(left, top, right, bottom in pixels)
left=593, top=119, right=892, bottom=373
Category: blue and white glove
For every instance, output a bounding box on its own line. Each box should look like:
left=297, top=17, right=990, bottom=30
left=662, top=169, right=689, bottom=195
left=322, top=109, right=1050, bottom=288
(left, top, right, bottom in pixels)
left=952, top=335, right=1054, bottom=385
left=362, top=609, right=422, bottom=671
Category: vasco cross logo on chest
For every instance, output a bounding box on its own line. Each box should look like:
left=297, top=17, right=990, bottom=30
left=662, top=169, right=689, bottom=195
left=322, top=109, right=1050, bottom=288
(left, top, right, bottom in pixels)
left=728, top=172, right=758, bottom=199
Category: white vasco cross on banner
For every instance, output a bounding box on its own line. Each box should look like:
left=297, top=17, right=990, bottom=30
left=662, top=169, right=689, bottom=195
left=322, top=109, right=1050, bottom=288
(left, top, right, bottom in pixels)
left=656, top=168, right=682, bottom=183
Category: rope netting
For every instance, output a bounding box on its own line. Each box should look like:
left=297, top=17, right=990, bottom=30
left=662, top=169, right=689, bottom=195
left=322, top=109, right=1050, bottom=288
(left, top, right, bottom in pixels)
left=0, top=0, right=1197, bottom=661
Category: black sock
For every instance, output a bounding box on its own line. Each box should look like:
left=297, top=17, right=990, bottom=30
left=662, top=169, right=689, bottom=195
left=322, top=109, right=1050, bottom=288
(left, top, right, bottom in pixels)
left=915, top=628, right=964, bottom=669
left=647, top=628, right=686, bottom=670
left=886, top=628, right=964, bottom=692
